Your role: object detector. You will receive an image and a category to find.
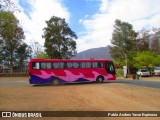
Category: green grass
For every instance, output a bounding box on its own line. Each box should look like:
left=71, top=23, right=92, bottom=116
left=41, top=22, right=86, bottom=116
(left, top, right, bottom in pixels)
left=116, top=69, right=123, bottom=78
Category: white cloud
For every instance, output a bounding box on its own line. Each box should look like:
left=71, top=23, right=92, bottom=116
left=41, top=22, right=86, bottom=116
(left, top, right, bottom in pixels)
left=99, top=0, right=109, bottom=12
left=79, top=19, right=83, bottom=23
left=84, top=14, right=89, bottom=18
left=77, top=0, right=160, bottom=52
left=13, top=0, right=70, bottom=46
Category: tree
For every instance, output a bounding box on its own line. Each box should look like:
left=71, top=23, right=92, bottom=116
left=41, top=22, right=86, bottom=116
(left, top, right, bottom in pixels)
left=36, top=52, right=50, bottom=59
left=43, top=16, right=77, bottom=59
left=110, top=19, right=137, bottom=67
left=16, top=43, right=30, bottom=72
left=134, top=51, right=157, bottom=69
left=0, top=0, right=19, bottom=12
left=0, top=11, right=25, bottom=73
left=151, top=31, right=160, bottom=55
left=30, top=41, right=43, bottom=57
left=137, top=29, right=150, bottom=51
left=154, top=55, right=160, bottom=66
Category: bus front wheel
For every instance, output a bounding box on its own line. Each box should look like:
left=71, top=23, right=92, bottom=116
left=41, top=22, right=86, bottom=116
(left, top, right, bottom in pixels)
left=96, top=76, right=104, bottom=83
left=52, top=78, right=60, bottom=85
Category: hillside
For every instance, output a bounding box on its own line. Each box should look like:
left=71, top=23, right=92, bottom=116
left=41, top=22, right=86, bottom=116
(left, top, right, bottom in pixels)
left=72, top=46, right=113, bottom=60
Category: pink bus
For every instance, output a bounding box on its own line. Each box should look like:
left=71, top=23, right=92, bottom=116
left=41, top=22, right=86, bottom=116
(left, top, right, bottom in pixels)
left=28, top=59, right=116, bottom=85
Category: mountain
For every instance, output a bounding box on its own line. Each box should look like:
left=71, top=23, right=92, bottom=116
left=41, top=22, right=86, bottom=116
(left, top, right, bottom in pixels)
left=72, top=46, right=113, bottom=60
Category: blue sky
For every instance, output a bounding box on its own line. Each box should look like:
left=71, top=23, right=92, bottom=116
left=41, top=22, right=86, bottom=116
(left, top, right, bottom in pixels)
left=18, top=0, right=32, bottom=18
left=13, top=0, right=160, bottom=52
left=63, top=0, right=101, bottom=33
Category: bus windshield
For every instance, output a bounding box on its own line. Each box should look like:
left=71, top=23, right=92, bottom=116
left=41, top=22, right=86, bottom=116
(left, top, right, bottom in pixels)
left=106, top=62, right=115, bottom=74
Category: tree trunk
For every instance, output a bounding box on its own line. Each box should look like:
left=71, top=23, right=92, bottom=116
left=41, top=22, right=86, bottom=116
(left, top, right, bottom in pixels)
left=10, top=52, right=13, bottom=74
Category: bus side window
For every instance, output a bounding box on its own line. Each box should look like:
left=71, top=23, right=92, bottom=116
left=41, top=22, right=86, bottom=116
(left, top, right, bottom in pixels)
left=46, top=63, right=52, bottom=69
left=41, top=63, right=46, bottom=69
left=80, top=62, right=85, bottom=68
left=73, top=62, right=80, bottom=68
left=52, top=62, right=64, bottom=68
left=59, top=62, right=64, bottom=68
left=86, top=62, right=91, bottom=68
left=92, top=62, right=98, bottom=68
left=98, top=62, right=103, bottom=68
left=32, top=62, right=40, bottom=69
left=66, top=62, right=72, bottom=68
left=53, top=63, right=58, bottom=68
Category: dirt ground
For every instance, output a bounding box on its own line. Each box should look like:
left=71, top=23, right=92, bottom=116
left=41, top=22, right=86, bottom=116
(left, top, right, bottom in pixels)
left=0, top=77, right=160, bottom=120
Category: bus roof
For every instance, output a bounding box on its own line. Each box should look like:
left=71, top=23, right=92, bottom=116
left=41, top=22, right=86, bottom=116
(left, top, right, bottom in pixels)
left=29, top=58, right=112, bottom=62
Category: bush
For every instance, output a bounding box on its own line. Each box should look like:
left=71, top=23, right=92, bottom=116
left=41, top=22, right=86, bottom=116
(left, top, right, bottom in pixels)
left=116, top=69, right=123, bottom=77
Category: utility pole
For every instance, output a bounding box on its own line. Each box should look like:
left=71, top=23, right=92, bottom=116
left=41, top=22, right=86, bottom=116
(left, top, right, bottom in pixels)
left=125, top=54, right=127, bottom=68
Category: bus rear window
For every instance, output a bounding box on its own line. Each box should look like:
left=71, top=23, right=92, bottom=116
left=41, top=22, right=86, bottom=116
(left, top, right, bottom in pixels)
left=32, top=62, right=40, bottom=69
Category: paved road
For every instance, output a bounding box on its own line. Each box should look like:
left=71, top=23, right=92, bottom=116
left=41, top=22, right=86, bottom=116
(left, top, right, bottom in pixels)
left=0, top=79, right=160, bottom=88
left=0, top=81, right=29, bottom=86
left=108, top=79, right=160, bottom=88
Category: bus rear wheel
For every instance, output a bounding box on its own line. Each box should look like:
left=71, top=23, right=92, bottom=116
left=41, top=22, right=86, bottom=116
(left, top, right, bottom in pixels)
left=96, top=76, right=104, bottom=83
left=52, top=78, right=60, bottom=85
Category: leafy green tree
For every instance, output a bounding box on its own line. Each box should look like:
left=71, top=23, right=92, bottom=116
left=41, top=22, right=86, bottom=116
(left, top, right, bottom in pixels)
left=43, top=16, right=77, bottom=59
left=134, top=51, right=157, bottom=68
left=0, top=11, right=25, bottom=72
left=36, top=52, right=50, bottom=59
left=153, top=55, right=160, bottom=66
left=110, top=19, right=137, bottom=67
left=126, top=51, right=137, bottom=68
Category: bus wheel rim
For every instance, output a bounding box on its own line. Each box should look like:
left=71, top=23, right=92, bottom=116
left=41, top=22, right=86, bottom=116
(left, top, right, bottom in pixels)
left=53, top=79, right=59, bottom=85
left=99, top=78, right=103, bottom=82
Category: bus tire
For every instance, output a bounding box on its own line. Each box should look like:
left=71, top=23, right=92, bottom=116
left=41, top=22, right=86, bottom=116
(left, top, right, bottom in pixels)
left=96, top=76, right=104, bottom=83
left=52, top=78, right=60, bottom=85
